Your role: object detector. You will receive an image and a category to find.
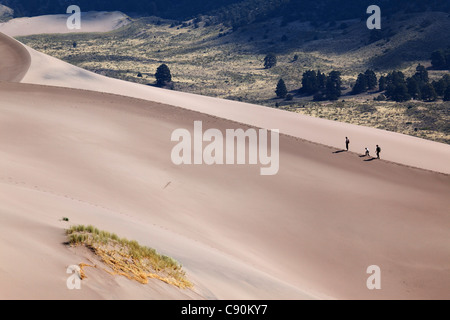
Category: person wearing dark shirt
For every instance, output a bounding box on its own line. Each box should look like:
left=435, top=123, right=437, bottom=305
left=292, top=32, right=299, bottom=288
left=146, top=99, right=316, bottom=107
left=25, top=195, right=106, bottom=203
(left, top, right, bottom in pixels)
left=376, top=145, right=381, bottom=159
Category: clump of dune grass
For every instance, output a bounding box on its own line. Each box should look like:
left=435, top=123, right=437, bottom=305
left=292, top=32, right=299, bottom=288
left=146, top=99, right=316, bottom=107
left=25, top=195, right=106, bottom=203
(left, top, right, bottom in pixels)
left=66, top=225, right=192, bottom=289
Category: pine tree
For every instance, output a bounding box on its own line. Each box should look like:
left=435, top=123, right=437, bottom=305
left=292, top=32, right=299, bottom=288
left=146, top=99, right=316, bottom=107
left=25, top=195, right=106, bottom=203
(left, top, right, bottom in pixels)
left=352, top=73, right=368, bottom=94
left=300, top=70, right=319, bottom=95
left=264, top=53, right=277, bottom=69
left=414, top=64, right=429, bottom=83
left=421, top=83, right=437, bottom=101
left=407, top=77, right=421, bottom=100
left=155, top=64, right=172, bottom=87
left=432, top=79, right=445, bottom=96
left=275, top=79, right=288, bottom=99
left=388, top=83, right=410, bottom=102
left=385, top=71, right=410, bottom=102
left=364, top=69, right=378, bottom=90
left=433, top=74, right=450, bottom=96
left=317, top=70, right=327, bottom=90
left=325, top=71, right=342, bottom=100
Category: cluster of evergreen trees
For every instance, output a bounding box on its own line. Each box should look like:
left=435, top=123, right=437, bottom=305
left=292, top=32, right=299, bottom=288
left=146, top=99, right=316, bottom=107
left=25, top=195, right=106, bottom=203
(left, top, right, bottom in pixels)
left=276, top=70, right=342, bottom=101
left=351, top=70, right=377, bottom=94
left=276, top=64, right=450, bottom=102
left=381, top=65, right=450, bottom=102
left=299, top=70, right=342, bottom=101
left=431, top=50, right=450, bottom=70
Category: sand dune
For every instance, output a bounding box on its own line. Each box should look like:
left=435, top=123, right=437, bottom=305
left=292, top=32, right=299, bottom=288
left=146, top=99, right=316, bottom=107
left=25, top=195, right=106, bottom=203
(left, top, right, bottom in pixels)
left=0, top=31, right=449, bottom=300
left=0, top=11, right=130, bottom=37
left=0, top=32, right=30, bottom=81
left=0, top=82, right=448, bottom=300
left=19, top=42, right=450, bottom=175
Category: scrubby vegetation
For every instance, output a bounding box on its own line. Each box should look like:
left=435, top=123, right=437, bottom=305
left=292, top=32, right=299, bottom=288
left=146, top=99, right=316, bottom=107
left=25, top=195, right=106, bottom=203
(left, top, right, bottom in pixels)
left=283, top=100, right=450, bottom=144
left=66, top=225, right=192, bottom=289
left=264, top=53, right=277, bottom=69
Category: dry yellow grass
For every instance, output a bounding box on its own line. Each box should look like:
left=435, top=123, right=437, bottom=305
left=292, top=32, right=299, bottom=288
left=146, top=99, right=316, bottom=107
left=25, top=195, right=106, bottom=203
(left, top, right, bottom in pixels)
left=287, top=100, right=450, bottom=144
left=67, top=225, right=192, bottom=289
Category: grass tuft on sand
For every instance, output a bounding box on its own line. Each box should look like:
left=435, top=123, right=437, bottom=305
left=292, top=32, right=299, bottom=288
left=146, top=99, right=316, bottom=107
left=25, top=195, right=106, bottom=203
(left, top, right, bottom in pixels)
left=66, top=225, right=192, bottom=289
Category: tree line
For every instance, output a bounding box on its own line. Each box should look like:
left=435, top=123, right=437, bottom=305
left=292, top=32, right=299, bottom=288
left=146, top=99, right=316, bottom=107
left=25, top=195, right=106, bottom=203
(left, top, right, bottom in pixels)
left=276, top=69, right=342, bottom=101
left=275, top=64, right=450, bottom=102
left=380, top=65, right=450, bottom=102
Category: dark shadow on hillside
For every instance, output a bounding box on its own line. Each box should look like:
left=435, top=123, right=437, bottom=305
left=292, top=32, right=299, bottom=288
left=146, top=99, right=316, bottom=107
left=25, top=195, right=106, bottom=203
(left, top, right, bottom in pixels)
left=364, top=157, right=376, bottom=162
left=368, top=29, right=450, bottom=70
left=332, top=150, right=346, bottom=154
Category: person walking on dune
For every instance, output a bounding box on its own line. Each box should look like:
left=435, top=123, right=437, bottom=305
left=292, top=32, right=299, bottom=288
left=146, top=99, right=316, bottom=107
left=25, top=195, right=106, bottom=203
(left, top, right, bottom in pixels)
left=345, top=137, right=350, bottom=151
left=376, top=145, right=381, bottom=159
left=365, top=147, right=370, bottom=157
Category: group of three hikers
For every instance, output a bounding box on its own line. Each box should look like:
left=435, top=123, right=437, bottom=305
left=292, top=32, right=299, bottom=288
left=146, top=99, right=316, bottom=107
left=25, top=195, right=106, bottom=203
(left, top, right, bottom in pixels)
left=345, top=137, right=381, bottom=159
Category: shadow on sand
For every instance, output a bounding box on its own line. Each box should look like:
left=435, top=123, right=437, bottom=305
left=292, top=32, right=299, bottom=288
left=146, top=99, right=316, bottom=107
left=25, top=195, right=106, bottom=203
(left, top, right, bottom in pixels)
left=364, top=157, right=377, bottom=162
left=332, top=150, right=347, bottom=154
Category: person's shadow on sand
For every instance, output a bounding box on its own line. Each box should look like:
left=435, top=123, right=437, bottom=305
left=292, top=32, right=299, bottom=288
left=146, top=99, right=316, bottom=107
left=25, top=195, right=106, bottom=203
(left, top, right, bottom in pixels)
left=364, top=157, right=376, bottom=162
left=332, top=150, right=346, bottom=154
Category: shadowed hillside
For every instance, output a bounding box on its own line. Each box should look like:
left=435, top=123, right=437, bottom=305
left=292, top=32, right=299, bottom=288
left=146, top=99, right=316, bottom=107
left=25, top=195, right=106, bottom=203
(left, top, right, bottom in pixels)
left=2, top=0, right=450, bottom=23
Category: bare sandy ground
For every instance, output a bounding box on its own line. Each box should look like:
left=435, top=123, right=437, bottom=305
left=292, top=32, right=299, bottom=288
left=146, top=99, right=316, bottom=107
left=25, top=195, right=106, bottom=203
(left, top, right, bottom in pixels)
left=0, top=11, right=130, bottom=37
left=0, top=31, right=449, bottom=299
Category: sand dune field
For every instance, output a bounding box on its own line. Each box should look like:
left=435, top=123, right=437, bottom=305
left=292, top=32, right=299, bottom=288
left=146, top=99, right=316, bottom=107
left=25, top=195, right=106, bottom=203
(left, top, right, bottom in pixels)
left=0, top=27, right=449, bottom=300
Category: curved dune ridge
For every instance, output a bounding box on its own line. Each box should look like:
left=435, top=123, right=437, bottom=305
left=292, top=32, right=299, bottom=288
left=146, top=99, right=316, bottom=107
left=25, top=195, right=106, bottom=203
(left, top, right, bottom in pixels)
left=0, top=32, right=30, bottom=82
left=0, top=31, right=449, bottom=299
